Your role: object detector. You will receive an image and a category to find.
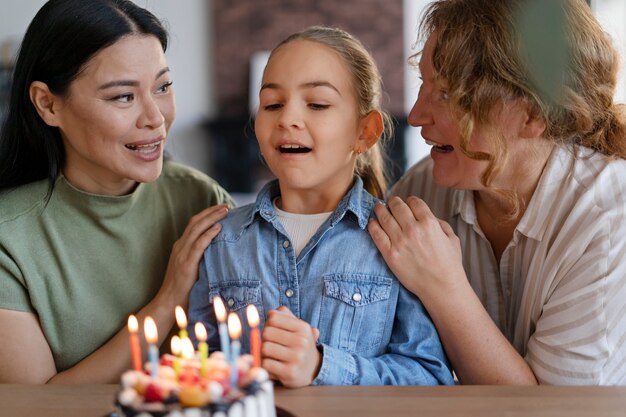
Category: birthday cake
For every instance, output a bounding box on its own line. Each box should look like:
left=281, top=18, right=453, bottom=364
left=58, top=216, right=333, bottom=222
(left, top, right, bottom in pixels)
left=115, top=352, right=276, bottom=417
left=117, top=304, right=275, bottom=417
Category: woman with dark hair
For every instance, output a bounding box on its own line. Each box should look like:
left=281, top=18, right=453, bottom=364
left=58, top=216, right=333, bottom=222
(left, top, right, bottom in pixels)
left=0, top=0, right=233, bottom=383
left=369, top=0, right=626, bottom=385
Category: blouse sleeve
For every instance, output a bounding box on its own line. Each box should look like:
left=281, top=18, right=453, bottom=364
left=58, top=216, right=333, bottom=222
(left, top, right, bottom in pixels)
left=525, top=206, right=626, bottom=385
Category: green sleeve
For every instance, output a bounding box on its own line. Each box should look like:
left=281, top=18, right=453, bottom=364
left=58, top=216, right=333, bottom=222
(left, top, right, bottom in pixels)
left=216, top=184, right=237, bottom=208
left=0, top=248, right=33, bottom=312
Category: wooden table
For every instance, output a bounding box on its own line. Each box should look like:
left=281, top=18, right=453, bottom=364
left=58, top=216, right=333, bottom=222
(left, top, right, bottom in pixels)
left=1, top=384, right=625, bottom=417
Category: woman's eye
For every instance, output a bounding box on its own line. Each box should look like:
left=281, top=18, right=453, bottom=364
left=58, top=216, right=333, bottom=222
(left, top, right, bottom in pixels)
left=309, top=103, right=329, bottom=110
left=156, top=81, right=173, bottom=94
left=431, top=89, right=449, bottom=103
left=112, top=94, right=134, bottom=103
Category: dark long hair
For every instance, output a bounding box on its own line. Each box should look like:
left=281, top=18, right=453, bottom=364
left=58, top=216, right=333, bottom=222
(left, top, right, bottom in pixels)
left=0, top=0, right=168, bottom=194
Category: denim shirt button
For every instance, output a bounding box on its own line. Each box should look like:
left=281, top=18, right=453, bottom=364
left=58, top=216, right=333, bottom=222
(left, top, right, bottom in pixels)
left=282, top=240, right=290, bottom=248
left=227, top=298, right=235, bottom=307
left=285, top=288, right=294, bottom=298
left=352, top=293, right=362, bottom=302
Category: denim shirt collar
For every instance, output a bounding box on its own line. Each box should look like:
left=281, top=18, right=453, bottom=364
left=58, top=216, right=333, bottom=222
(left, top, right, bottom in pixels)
left=243, top=177, right=374, bottom=231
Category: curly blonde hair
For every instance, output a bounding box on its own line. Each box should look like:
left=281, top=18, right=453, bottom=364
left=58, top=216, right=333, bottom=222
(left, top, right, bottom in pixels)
left=414, top=0, right=626, bottom=214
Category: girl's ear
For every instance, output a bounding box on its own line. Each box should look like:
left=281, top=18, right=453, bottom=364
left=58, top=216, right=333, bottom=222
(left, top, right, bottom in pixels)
left=355, top=111, right=384, bottom=153
left=29, top=81, right=62, bottom=127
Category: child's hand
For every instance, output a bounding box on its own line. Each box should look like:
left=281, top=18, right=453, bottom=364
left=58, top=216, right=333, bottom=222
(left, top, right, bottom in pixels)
left=261, top=306, right=322, bottom=388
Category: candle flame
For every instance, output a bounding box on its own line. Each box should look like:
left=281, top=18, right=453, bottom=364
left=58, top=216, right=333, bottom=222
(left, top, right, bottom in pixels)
left=246, top=304, right=260, bottom=327
left=195, top=322, right=208, bottom=342
left=213, top=296, right=227, bottom=322
left=170, top=335, right=181, bottom=355
left=144, top=316, right=158, bottom=344
left=181, top=337, right=195, bottom=360
left=128, top=314, right=138, bottom=333
left=227, top=312, right=242, bottom=339
left=175, top=305, right=187, bottom=328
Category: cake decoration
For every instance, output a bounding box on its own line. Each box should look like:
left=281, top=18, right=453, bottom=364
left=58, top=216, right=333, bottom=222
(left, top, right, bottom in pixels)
left=115, top=303, right=276, bottom=417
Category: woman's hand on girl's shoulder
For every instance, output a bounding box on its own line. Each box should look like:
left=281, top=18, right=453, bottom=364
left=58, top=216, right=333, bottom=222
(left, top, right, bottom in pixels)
left=156, top=204, right=229, bottom=310
left=368, top=196, right=465, bottom=298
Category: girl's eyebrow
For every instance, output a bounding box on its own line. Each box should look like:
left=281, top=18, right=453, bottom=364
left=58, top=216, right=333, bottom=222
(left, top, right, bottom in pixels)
left=97, top=66, right=170, bottom=90
left=301, top=81, right=341, bottom=95
left=260, top=80, right=341, bottom=96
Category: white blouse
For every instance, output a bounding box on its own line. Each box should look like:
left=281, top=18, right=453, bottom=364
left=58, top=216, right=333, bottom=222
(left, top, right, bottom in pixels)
left=391, top=144, right=626, bottom=385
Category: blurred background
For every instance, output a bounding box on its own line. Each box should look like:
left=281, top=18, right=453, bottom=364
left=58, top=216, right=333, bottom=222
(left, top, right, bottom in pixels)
left=1, top=0, right=624, bottom=204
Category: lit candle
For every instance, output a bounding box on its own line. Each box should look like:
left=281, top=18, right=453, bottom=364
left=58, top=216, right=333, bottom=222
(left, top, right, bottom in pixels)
left=195, top=322, right=209, bottom=377
left=127, top=315, right=142, bottom=372
left=170, top=335, right=182, bottom=377
left=213, top=296, right=230, bottom=361
left=246, top=305, right=261, bottom=368
left=143, top=316, right=159, bottom=379
left=181, top=336, right=195, bottom=361
left=228, top=312, right=242, bottom=389
left=180, top=336, right=197, bottom=383
left=175, top=305, right=188, bottom=339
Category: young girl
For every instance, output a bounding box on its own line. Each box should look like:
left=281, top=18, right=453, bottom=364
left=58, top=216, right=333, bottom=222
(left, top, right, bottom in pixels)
left=188, top=26, right=453, bottom=387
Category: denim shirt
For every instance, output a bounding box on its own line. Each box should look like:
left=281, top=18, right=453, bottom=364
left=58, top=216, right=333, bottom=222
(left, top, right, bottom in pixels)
left=188, top=178, right=453, bottom=385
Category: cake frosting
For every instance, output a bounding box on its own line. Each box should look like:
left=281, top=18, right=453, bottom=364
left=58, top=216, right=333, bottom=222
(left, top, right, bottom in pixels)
left=116, top=352, right=276, bottom=417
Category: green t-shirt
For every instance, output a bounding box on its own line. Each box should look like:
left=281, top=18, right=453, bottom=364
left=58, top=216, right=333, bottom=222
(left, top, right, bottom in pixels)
left=0, top=161, right=233, bottom=372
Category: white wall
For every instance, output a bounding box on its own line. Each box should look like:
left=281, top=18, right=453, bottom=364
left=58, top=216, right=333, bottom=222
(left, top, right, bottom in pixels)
left=1, top=1, right=46, bottom=44
left=0, top=0, right=215, bottom=173
left=592, top=0, right=626, bottom=103
left=402, top=0, right=433, bottom=169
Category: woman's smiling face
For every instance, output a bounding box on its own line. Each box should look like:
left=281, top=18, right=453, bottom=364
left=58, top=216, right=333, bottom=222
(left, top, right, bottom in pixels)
left=408, top=34, right=490, bottom=191
left=50, top=34, right=175, bottom=195
left=409, top=33, right=538, bottom=193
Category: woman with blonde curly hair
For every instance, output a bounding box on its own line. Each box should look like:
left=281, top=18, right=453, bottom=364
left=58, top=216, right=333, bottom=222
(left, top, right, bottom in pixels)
left=369, top=0, right=626, bottom=385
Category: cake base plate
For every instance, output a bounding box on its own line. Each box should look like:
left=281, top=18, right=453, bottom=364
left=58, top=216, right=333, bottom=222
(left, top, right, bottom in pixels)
left=105, top=405, right=297, bottom=417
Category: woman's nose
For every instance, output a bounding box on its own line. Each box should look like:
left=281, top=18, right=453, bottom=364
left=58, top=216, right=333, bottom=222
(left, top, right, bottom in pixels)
left=137, top=96, right=165, bottom=129
left=407, top=87, right=432, bottom=128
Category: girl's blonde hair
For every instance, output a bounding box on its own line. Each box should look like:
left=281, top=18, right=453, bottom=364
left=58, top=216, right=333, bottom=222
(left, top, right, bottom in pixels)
left=415, top=0, right=626, bottom=215
left=270, top=26, right=393, bottom=199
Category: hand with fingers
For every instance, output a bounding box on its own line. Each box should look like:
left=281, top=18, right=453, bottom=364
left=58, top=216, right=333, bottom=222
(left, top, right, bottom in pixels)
left=156, top=204, right=230, bottom=309
left=261, top=306, right=321, bottom=388
left=368, top=196, right=466, bottom=298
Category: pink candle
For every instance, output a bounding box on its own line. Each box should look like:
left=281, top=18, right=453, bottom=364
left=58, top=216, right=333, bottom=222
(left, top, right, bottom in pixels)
left=246, top=305, right=261, bottom=368
left=127, top=315, right=142, bottom=372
